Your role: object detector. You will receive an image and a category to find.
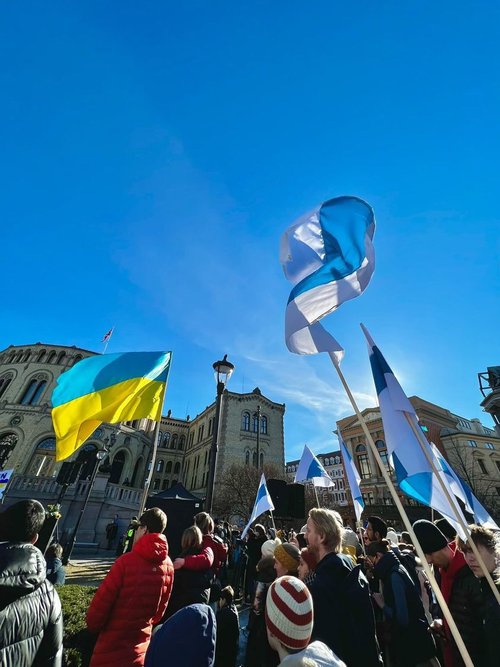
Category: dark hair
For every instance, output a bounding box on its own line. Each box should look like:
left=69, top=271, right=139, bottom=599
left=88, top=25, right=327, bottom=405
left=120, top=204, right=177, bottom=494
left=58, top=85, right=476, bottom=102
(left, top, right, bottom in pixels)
left=365, top=539, right=391, bottom=557
left=254, top=524, right=266, bottom=539
left=401, top=531, right=412, bottom=545
left=139, top=507, right=167, bottom=534
left=220, top=585, right=234, bottom=605
left=46, top=543, right=63, bottom=559
left=0, top=499, right=46, bottom=542
left=367, top=516, right=387, bottom=539
left=456, top=524, right=500, bottom=554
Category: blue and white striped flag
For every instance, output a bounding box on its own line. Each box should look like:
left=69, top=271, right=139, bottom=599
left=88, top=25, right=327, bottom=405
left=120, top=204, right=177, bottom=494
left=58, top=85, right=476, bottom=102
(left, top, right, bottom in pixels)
left=362, top=324, right=466, bottom=539
left=430, top=442, right=473, bottom=514
left=280, top=196, right=375, bottom=359
left=339, top=436, right=364, bottom=522
left=458, top=478, right=499, bottom=530
left=241, top=474, right=275, bottom=539
left=295, top=444, right=334, bottom=487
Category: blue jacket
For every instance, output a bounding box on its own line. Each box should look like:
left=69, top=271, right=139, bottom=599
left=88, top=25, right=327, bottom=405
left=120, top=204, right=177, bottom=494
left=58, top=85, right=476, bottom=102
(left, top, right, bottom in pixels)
left=45, top=557, right=65, bottom=586
left=145, top=604, right=216, bottom=667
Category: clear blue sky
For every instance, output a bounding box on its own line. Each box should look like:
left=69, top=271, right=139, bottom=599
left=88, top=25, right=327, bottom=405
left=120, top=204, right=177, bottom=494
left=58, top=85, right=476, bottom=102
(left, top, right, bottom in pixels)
left=2, top=2, right=499, bottom=461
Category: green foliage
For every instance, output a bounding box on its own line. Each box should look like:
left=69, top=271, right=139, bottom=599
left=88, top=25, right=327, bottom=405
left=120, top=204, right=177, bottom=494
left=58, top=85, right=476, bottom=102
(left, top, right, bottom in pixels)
left=58, top=585, right=97, bottom=667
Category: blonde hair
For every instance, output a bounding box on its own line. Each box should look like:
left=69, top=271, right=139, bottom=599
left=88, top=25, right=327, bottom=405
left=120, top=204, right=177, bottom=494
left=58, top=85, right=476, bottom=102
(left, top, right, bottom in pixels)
left=181, top=525, right=203, bottom=552
left=194, top=511, right=214, bottom=535
left=308, top=508, right=344, bottom=553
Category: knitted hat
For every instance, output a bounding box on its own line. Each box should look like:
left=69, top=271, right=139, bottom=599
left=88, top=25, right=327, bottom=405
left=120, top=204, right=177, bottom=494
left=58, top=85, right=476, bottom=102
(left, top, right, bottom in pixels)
left=386, top=529, right=398, bottom=545
left=413, top=519, right=448, bottom=554
left=261, top=538, right=282, bottom=558
left=300, top=547, right=318, bottom=572
left=274, top=543, right=300, bottom=573
left=265, top=576, right=313, bottom=650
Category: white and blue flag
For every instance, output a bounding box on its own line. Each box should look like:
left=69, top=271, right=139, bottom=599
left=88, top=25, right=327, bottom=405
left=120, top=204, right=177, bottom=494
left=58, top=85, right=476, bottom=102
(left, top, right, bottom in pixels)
left=241, top=474, right=275, bottom=539
left=458, top=478, right=499, bottom=530
left=281, top=196, right=375, bottom=359
left=339, top=436, right=364, bottom=522
left=295, top=444, right=334, bottom=487
left=362, top=325, right=466, bottom=539
left=430, top=442, right=473, bottom=514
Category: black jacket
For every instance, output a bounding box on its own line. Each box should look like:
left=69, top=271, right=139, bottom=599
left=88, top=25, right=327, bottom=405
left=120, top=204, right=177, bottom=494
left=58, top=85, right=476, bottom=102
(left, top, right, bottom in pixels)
left=308, top=552, right=381, bottom=667
left=215, top=603, right=239, bottom=667
left=0, top=541, right=63, bottom=667
left=479, top=577, right=500, bottom=667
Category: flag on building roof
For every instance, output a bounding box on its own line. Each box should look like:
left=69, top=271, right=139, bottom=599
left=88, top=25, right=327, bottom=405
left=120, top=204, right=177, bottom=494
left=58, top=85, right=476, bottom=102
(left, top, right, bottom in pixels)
left=102, top=328, right=114, bottom=343
left=339, top=435, right=364, bottom=522
left=280, top=196, right=375, bottom=359
left=52, top=351, right=171, bottom=461
left=362, top=325, right=466, bottom=538
left=295, top=444, right=334, bottom=487
left=241, top=474, right=275, bottom=539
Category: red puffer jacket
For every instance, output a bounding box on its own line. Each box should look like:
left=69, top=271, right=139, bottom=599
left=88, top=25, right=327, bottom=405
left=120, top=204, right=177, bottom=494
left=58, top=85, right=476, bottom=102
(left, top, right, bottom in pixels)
left=87, top=532, right=174, bottom=667
left=183, top=534, right=227, bottom=576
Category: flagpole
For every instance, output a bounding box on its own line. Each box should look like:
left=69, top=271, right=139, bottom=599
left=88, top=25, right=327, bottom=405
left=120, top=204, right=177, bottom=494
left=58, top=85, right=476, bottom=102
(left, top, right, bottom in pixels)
left=404, top=413, right=500, bottom=604
left=102, top=326, right=115, bottom=354
left=138, top=419, right=161, bottom=517
left=313, top=483, right=321, bottom=508
left=269, top=510, right=277, bottom=533
left=328, top=352, right=474, bottom=667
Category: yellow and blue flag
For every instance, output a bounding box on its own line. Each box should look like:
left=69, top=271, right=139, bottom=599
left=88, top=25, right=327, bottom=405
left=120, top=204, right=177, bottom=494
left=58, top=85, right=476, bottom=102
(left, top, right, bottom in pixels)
left=52, top=351, right=171, bottom=461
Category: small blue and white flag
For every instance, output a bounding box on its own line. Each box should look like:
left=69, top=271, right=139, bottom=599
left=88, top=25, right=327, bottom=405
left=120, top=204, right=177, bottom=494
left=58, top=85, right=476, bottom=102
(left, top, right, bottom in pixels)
left=362, top=324, right=466, bottom=539
left=339, top=436, right=364, bottom=522
left=241, top=474, right=275, bottom=540
left=281, top=196, right=375, bottom=359
left=295, top=444, right=334, bottom=487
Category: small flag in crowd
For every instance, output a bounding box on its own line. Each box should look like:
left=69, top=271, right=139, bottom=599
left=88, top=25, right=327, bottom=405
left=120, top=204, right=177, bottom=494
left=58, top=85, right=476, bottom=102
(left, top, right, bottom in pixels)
left=241, top=474, right=275, bottom=539
left=362, top=324, right=466, bottom=538
left=339, top=436, right=364, bottom=522
left=102, top=328, right=114, bottom=343
left=52, top=351, right=172, bottom=461
left=0, top=469, right=14, bottom=500
left=280, top=196, right=376, bottom=359
left=295, top=444, right=334, bottom=487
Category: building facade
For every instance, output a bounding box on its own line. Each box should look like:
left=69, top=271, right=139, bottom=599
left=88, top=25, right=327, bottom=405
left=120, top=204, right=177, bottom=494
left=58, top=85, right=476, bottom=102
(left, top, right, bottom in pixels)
left=286, top=450, right=348, bottom=510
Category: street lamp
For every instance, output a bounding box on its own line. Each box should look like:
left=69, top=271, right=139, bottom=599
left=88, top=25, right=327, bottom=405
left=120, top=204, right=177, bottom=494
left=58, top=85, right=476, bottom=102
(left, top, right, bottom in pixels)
left=206, top=354, right=234, bottom=514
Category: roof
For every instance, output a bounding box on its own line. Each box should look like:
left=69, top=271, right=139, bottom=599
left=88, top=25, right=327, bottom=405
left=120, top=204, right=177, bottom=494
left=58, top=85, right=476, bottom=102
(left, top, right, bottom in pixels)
left=152, top=482, right=203, bottom=502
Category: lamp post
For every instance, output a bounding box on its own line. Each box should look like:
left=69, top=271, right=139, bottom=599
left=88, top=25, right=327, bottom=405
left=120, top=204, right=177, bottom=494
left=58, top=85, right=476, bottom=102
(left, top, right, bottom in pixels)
left=253, top=405, right=261, bottom=469
left=206, top=354, right=234, bottom=515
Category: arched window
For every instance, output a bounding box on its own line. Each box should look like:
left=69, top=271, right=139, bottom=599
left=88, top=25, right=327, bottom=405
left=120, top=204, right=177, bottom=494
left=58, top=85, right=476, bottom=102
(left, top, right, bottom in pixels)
left=356, top=444, right=371, bottom=479
left=174, top=462, right=180, bottom=474
left=15, top=352, right=24, bottom=363
left=37, top=350, right=46, bottom=363
left=130, top=457, right=143, bottom=487
left=56, top=351, right=66, bottom=365
left=171, top=434, right=178, bottom=450
left=208, top=418, right=213, bottom=436
left=72, top=354, right=83, bottom=366
left=260, top=415, right=268, bottom=434
left=46, top=351, right=57, bottom=364
left=20, top=379, right=38, bottom=405
left=242, top=412, right=250, bottom=431
left=375, top=440, right=391, bottom=473
left=23, top=351, right=31, bottom=362
left=109, top=450, right=126, bottom=484
left=252, top=451, right=257, bottom=466
left=178, top=435, right=185, bottom=451
left=260, top=452, right=264, bottom=467
left=245, top=450, right=250, bottom=465
left=164, top=432, right=171, bottom=448
left=252, top=414, right=259, bottom=433
left=0, top=375, right=13, bottom=399
left=156, top=459, right=164, bottom=473
left=27, top=438, right=57, bottom=477
left=166, top=461, right=172, bottom=473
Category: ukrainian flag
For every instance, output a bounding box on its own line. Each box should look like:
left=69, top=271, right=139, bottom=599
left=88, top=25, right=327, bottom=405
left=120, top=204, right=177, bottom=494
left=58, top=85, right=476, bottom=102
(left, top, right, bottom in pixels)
left=52, top=351, right=171, bottom=461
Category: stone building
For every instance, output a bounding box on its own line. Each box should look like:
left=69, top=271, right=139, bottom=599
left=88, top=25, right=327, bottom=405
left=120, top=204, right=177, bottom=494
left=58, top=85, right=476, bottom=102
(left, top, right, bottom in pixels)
left=286, top=450, right=348, bottom=510
left=336, top=395, right=500, bottom=527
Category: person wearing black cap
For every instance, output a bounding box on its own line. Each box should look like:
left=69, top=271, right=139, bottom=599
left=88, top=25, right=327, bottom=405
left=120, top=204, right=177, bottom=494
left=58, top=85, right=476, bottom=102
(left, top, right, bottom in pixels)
left=412, top=520, right=484, bottom=667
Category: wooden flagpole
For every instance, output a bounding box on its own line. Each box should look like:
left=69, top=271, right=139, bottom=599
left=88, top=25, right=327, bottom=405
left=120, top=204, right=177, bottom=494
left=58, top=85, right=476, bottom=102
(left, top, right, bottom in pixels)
left=313, top=483, right=321, bottom=508
left=138, top=420, right=161, bottom=516
left=328, top=352, right=474, bottom=667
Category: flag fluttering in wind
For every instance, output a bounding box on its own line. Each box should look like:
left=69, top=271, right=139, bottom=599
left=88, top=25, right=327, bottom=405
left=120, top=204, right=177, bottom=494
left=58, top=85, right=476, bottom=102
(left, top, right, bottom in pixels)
left=101, top=328, right=114, bottom=343
left=52, top=351, right=171, bottom=461
left=362, top=325, right=466, bottom=538
left=430, top=442, right=473, bottom=514
left=241, top=474, right=275, bottom=539
left=295, top=444, right=334, bottom=487
left=339, top=436, right=364, bottom=522
left=280, top=196, right=375, bottom=359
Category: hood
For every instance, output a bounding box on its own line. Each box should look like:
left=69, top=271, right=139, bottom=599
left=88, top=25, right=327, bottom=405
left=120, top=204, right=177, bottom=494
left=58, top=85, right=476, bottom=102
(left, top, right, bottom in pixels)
left=374, top=549, right=400, bottom=580
left=281, top=641, right=346, bottom=666
left=145, top=603, right=216, bottom=667
left=133, top=532, right=169, bottom=563
left=0, top=542, right=46, bottom=609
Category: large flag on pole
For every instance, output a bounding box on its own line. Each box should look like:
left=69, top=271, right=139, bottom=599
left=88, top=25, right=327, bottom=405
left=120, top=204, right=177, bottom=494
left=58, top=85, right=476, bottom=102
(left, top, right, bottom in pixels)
left=294, top=444, right=334, bottom=487
left=241, top=474, right=275, bottom=540
left=280, top=196, right=376, bottom=359
left=429, top=442, right=473, bottom=514
left=52, top=351, right=171, bottom=461
left=339, top=436, right=365, bottom=522
left=362, top=325, right=466, bottom=538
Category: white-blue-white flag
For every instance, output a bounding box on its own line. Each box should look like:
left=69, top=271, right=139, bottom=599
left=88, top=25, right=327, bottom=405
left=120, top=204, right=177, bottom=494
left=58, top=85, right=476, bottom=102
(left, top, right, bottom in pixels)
left=362, top=325, right=466, bottom=539
left=339, top=436, right=365, bottom=522
left=430, top=442, right=473, bottom=514
left=295, top=444, right=334, bottom=487
left=280, top=196, right=375, bottom=359
left=459, top=478, right=499, bottom=530
left=241, top=473, right=275, bottom=540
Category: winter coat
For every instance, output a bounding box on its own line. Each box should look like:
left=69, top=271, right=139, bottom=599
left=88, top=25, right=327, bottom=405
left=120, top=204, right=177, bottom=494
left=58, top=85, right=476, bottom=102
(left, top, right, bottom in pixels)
left=86, top=532, right=174, bottom=667
left=163, top=546, right=212, bottom=620
left=280, top=641, right=346, bottom=666
left=215, top=603, right=239, bottom=667
left=308, top=551, right=381, bottom=667
left=45, top=557, right=65, bottom=586
left=0, top=541, right=63, bottom=667
left=145, top=603, right=216, bottom=667
left=438, top=543, right=485, bottom=667
left=374, top=550, right=436, bottom=666
left=479, top=577, right=500, bottom=667
left=245, top=556, right=279, bottom=667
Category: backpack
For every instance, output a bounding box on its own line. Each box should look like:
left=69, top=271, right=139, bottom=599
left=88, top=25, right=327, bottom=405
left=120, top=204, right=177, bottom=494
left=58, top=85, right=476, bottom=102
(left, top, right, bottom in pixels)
left=396, top=549, right=420, bottom=592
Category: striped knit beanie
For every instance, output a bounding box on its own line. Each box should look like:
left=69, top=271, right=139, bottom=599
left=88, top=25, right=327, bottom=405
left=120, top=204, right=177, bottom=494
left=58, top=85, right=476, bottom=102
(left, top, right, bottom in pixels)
left=265, top=576, right=313, bottom=650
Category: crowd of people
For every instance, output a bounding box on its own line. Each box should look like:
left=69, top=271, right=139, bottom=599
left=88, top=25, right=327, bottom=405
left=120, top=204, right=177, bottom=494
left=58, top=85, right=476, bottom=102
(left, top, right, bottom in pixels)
left=0, top=499, right=499, bottom=667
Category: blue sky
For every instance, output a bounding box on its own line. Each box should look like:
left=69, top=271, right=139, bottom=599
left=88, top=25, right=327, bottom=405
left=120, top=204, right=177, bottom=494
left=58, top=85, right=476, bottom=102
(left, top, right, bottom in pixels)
left=2, top=2, right=499, bottom=460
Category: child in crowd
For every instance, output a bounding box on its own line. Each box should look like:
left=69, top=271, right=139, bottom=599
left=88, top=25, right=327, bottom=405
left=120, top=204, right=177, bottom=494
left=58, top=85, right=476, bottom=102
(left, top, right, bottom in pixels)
left=215, top=586, right=240, bottom=667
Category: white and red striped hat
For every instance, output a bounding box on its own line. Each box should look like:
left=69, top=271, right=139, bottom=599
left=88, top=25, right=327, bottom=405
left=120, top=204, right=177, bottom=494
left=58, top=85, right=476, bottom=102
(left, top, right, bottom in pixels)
left=265, top=575, right=313, bottom=650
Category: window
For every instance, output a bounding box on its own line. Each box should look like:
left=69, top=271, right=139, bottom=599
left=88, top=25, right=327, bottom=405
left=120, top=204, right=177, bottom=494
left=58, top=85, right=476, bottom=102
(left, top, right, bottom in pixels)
left=46, top=351, right=57, bottom=364
left=166, top=461, right=172, bottom=473
left=252, top=414, right=259, bottom=433
left=362, top=492, right=375, bottom=505
left=468, top=440, right=478, bottom=448
left=477, top=459, right=488, bottom=475
left=162, top=479, right=169, bottom=490
left=164, top=432, right=171, bottom=448
left=188, top=432, right=194, bottom=448
left=208, top=418, right=213, bottom=436
left=20, top=378, right=47, bottom=406
left=496, top=461, right=500, bottom=474
left=245, top=451, right=250, bottom=465
left=252, top=451, right=257, bottom=466
left=56, top=351, right=66, bottom=365
left=156, top=460, right=164, bottom=473
left=260, top=452, right=264, bottom=467
left=260, top=416, right=268, bottom=434
left=484, top=442, right=495, bottom=450
left=356, top=444, right=371, bottom=479
left=171, top=479, right=178, bottom=488
left=172, top=434, right=178, bottom=450
left=178, top=435, right=185, bottom=451
left=458, top=418, right=472, bottom=430
left=0, top=375, right=13, bottom=399
left=72, top=354, right=83, bottom=366
left=23, top=351, right=31, bottom=362
left=174, top=462, right=180, bottom=474
left=37, top=350, right=46, bottom=363
left=375, top=440, right=391, bottom=473
left=153, top=479, right=160, bottom=490
left=242, top=412, right=250, bottom=431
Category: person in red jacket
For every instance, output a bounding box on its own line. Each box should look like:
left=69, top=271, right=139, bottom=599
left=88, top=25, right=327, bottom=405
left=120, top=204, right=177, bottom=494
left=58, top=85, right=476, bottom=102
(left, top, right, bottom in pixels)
left=86, top=507, right=174, bottom=667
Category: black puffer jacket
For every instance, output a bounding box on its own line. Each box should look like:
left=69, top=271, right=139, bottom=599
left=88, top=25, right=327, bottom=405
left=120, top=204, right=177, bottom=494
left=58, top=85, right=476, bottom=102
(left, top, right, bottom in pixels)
left=0, top=541, right=63, bottom=667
